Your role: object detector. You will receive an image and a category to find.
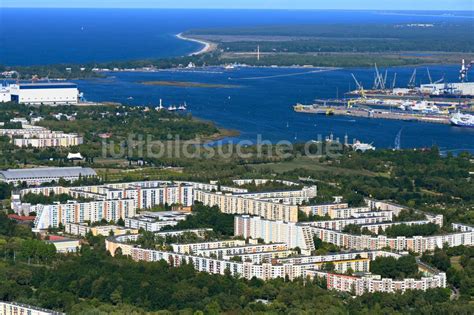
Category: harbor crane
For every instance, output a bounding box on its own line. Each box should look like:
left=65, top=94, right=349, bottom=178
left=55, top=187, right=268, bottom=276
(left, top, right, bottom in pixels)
left=426, top=68, right=433, bottom=84
left=460, top=59, right=474, bottom=82
left=425, top=67, right=444, bottom=85
left=373, top=63, right=386, bottom=90
left=433, top=75, right=444, bottom=84
left=408, top=69, right=417, bottom=89
left=351, top=73, right=363, bottom=91
left=349, top=73, right=367, bottom=108
left=391, top=73, right=397, bottom=89
left=351, top=73, right=367, bottom=99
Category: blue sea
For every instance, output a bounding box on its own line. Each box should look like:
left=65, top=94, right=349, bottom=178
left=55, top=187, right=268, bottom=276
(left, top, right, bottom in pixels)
left=1, top=9, right=473, bottom=153
left=75, top=65, right=474, bottom=153
left=1, top=8, right=473, bottom=65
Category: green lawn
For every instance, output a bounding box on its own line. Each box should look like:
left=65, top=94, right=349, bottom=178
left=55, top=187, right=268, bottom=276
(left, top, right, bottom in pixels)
left=96, top=167, right=186, bottom=182
left=250, top=156, right=380, bottom=177
left=450, top=256, right=463, bottom=271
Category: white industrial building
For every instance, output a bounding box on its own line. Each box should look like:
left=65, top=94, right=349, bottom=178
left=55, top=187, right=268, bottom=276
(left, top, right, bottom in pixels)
left=0, top=167, right=97, bottom=186
left=419, top=82, right=474, bottom=97
left=0, top=86, right=11, bottom=102
left=9, top=82, right=79, bottom=105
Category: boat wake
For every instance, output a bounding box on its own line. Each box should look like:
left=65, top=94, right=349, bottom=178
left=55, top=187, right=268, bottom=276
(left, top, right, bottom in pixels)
left=394, top=127, right=404, bottom=150
left=234, top=68, right=338, bottom=80
left=329, top=118, right=357, bottom=123
left=159, top=69, right=224, bottom=74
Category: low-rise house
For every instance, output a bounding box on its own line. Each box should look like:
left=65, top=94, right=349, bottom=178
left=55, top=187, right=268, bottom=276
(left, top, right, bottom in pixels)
left=45, top=236, right=81, bottom=253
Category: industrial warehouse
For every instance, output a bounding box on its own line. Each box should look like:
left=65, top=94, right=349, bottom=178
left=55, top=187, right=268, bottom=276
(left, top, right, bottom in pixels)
left=0, top=167, right=97, bottom=186
left=0, top=82, right=79, bottom=105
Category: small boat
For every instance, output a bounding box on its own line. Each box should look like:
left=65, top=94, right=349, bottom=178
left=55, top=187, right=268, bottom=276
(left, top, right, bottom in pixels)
left=168, top=105, right=177, bottom=111
left=352, top=140, right=376, bottom=152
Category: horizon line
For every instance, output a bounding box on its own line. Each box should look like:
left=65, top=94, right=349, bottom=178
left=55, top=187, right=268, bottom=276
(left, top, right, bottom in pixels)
left=1, top=7, right=473, bottom=12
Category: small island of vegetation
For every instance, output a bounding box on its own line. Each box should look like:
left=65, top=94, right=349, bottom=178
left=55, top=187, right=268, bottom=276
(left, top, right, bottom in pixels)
left=141, top=80, right=240, bottom=89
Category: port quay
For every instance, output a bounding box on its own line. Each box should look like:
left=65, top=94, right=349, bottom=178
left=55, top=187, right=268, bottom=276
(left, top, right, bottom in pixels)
left=293, top=63, right=474, bottom=127
left=294, top=102, right=451, bottom=124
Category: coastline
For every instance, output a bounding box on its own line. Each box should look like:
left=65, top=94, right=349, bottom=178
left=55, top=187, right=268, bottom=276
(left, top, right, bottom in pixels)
left=176, top=33, right=217, bottom=56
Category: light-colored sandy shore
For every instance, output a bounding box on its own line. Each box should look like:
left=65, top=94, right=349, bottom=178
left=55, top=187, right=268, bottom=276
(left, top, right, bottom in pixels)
left=176, top=33, right=217, bottom=56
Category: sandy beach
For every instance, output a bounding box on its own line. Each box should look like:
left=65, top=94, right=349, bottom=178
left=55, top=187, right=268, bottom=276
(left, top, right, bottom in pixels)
left=176, top=33, right=217, bottom=56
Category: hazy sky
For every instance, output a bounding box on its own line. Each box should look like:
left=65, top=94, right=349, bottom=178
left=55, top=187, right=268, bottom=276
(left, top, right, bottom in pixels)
left=2, top=0, right=473, bottom=10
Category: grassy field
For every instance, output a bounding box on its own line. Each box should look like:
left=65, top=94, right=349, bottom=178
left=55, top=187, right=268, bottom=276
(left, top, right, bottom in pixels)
left=96, top=167, right=186, bottom=182
left=249, top=156, right=385, bottom=177
left=450, top=256, right=463, bottom=271
left=141, top=81, right=241, bottom=89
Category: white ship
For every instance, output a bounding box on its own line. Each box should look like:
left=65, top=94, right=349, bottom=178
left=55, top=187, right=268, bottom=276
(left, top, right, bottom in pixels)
left=450, top=111, right=474, bottom=128
left=399, top=100, right=440, bottom=114
left=352, top=141, right=376, bottom=152
left=178, top=102, right=187, bottom=111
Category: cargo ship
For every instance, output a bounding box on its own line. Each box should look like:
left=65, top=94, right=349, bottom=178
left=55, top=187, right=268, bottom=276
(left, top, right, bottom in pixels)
left=450, top=112, right=474, bottom=128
